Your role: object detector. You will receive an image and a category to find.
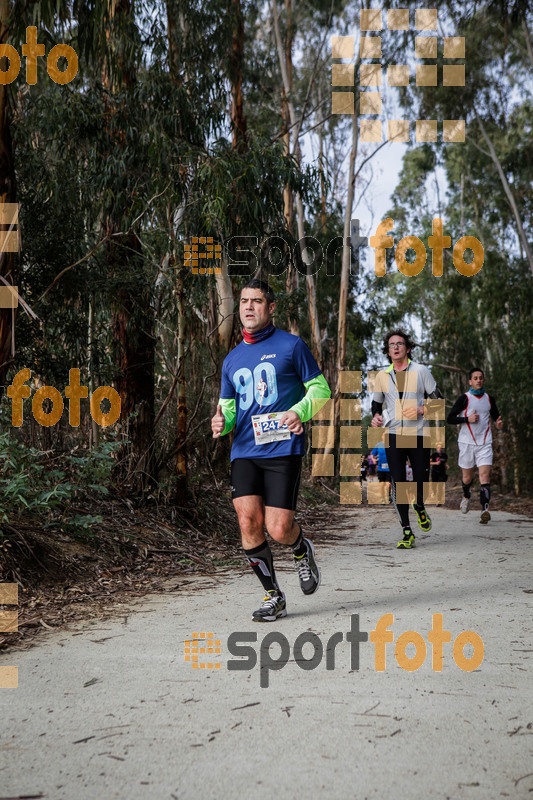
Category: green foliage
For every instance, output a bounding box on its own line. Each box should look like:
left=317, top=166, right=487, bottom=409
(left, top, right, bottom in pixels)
left=0, top=436, right=120, bottom=537
left=367, top=2, right=533, bottom=490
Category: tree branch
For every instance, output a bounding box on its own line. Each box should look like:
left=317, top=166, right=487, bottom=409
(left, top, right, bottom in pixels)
left=37, top=238, right=108, bottom=303
left=473, top=110, right=533, bottom=275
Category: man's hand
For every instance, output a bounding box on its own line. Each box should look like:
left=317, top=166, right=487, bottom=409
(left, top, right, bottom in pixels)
left=468, top=411, right=480, bottom=423
left=211, top=404, right=225, bottom=438
left=496, top=415, right=503, bottom=429
left=371, top=413, right=384, bottom=427
left=279, top=410, right=303, bottom=435
left=403, top=404, right=424, bottom=420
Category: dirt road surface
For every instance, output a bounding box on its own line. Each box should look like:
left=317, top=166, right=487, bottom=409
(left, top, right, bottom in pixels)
left=1, top=506, right=532, bottom=799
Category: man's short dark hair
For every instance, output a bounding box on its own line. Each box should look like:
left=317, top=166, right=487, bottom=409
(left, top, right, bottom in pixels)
left=241, top=279, right=275, bottom=304
left=469, top=368, right=484, bottom=379
left=382, top=329, right=416, bottom=363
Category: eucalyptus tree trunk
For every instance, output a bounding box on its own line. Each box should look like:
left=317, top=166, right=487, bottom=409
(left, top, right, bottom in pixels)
left=334, top=111, right=359, bottom=469
left=0, top=0, right=17, bottom=386
left=167, top=0, right=189, bottom=505
left=106, top=0, right=156, bottom=492
left=212, top=0, right=251, bottom=355
left=173, top=245, right=188, bottom=505
left=88, top=298, right=98, bottom=448
left=214, top=262, right=234, bottom=353
left=281, top=0, right=298, bottom=335
left=475, top=113, right=533, bottom=275
left=523, top=19, right=533, bottom=69
left=336, top=113, right=359, bottom=377
left=229, top=0, right=247, bottom=152
left=509, top=423, right=520, bottom=497
left=272, top=0, right=320, bottom=359
left=318, top=85, right=326, bottom=234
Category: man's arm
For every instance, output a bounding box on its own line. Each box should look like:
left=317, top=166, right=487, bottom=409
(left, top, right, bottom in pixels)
left=281, top=338, right=332, bottom=433
left=370, top=369, right=387, bottom=426
left=421, top=365, right=439, bottom=398
left=447, top=394, right=468, bottom=424
left=370, top=395, right=384, bottom=426
left=416, top=367, right=443, bottom=420
left=213, top=359, right=237, bottom=437
left=218, top=398, right=236, bottom=435
left=488, top=395, right=502, bottom=426
left=287, top=373, right=331, bottom=423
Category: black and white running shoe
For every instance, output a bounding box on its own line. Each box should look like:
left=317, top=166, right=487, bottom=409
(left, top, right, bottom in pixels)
left=460, top=497, right=470, bottom=514
left=252, top=590, right=287, bottom=622
left=294, top=538, right=321, bottom=595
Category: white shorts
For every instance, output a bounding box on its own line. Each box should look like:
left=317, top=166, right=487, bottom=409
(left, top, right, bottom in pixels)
left=458, top=441, right=493, bottom=469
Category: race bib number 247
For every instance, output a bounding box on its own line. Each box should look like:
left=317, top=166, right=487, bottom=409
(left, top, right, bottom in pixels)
left=252, top=412, right=291, bottom=445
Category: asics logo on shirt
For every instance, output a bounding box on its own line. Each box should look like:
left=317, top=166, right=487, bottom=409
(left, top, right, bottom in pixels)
left=261, top=354, right=276, bottom=360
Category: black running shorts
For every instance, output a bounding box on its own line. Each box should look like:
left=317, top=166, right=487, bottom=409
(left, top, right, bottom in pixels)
left=231, top=456, right=303, bottom=510
left=377, top=471, right=391, bottom=482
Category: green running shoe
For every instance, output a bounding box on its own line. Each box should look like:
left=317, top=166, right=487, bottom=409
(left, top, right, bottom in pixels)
left=397, top=527, right=416, bottom=549
left=411, top=502, right=432, bottom=532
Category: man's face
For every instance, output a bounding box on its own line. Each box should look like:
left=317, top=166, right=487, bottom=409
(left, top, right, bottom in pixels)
left=240, top=289, right=275, bottom=333
left=469, top=371, right=485, bottom=390
left=388, top=336, right=409, bottom=359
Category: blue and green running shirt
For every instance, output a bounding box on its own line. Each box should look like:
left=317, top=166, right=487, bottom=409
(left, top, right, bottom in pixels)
left=218, top=328, right=330, bottom=460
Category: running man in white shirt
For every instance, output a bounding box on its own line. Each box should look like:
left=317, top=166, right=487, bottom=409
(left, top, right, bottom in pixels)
left=371, top=329, right=443, bottom=549
left=447, top=368, right=503, bottom=524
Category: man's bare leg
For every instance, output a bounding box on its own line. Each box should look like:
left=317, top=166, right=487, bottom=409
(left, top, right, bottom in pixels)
left=265, top=506, right=321, bottom=596
left=234, top=496, right=284, bottom=605
left=460, top=466, right=475, bottom=514
left=478, top=464, right=492, bottom=523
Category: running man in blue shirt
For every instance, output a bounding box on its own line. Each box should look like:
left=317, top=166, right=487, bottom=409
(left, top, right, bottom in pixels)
left=211, top=280, right=331, bottom=621
left=371, top=433, right=391, bottom=504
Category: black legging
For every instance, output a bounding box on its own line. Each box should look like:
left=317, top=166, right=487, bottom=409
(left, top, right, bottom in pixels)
left=386, top=434, right=430, bottom=528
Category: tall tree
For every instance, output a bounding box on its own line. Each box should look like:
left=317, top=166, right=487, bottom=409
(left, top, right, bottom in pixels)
left=272, top=0, right=321, bottom=360
left=0, top=0, right=18, bottom=387
left=104, top=0, right=156, bottom=493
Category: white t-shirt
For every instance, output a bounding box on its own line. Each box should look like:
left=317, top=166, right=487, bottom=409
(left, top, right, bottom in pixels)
left=457, top=392, right=494, bottom=446
left=372, top=360, right=437, bottom=435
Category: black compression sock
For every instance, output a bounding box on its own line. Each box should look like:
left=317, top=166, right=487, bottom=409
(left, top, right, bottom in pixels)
left=462, top=481, right=472, bottom=499
left=480, top=484, right=491, bottom=511
left=290, top=526, right=307, bottom=558
left=244, top=541, right=280, bottom=594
